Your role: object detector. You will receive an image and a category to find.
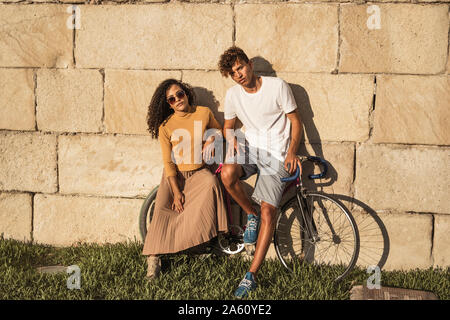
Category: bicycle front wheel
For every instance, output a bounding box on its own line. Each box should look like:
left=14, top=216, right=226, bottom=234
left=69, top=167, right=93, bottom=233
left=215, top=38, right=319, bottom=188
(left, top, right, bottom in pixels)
left=139, top=186, right=159, bottom=242
left=274, top=192, right=360, bottom=282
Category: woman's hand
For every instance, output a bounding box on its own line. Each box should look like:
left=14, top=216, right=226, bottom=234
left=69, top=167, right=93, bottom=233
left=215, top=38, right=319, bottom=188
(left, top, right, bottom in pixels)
left=171, top=191, right=185, bottom=213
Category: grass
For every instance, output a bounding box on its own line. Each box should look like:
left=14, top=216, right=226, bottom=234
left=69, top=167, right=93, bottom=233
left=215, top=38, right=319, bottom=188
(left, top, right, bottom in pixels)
left=0, top=237, right=448, bottom=300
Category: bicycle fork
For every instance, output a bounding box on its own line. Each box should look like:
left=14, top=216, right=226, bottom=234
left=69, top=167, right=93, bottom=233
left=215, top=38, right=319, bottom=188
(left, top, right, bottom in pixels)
left=296, top=193, right=320, bottom=243
left=299, top=193, right=342, bottom=246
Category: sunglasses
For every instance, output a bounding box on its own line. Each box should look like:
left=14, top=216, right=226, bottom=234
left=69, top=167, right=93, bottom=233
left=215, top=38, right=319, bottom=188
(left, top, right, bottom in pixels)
left=166, top=90, right=186, bottom=105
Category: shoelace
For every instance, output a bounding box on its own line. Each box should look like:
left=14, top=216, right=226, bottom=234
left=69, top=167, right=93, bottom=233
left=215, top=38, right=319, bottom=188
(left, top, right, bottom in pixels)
left=238, top=278, right=253, bottom=289
left=247, top=217, right=259, bottom=232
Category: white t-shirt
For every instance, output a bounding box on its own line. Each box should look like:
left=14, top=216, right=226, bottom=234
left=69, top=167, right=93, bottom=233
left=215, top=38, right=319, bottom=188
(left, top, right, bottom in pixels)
left=224, top=76, right=298, bottom=162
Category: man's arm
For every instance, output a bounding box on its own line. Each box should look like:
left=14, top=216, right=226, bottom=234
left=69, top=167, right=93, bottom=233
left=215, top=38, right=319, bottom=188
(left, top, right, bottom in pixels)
left=284, top=109, right=303, bottom=174
left=223, top=117, right=240, bottom=159
left=223, top=118, right=236, bottom=139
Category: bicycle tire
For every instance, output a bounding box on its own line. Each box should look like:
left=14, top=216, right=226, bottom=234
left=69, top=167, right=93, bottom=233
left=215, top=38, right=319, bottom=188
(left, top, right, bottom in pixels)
left=139, top=186, right=159, bottom=242
left=274, top=192, right=360, bottom=282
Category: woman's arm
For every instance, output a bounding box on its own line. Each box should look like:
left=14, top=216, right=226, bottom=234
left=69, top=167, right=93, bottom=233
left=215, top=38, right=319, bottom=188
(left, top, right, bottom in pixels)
left=159, top=126, right=184, bottom=213
left=167, top=176, right=184, bottom=213
left=202, top=109, right=223, bottom=163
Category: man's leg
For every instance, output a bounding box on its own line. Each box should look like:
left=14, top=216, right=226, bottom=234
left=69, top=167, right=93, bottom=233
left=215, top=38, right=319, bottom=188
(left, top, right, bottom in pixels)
left=249, top=201, right=277, bottom=275
left=234, top=158, right=290, bottom=298
left=220, top=163, right=257, bottom=216
left=234, top=200, right=277, bottom=299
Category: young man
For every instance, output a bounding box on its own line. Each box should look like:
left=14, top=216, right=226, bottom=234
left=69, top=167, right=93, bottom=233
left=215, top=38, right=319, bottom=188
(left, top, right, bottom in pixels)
left=218, top=46, right=303, bottom=298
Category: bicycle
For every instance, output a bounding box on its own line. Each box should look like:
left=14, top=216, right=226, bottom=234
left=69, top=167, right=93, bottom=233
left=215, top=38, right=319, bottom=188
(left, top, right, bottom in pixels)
left=274, top=156, right=360, bottom=282
left=139, top=156, right=360, bottom=282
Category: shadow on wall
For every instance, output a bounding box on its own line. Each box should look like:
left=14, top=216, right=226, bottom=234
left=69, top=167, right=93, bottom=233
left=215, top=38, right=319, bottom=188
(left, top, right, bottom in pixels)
left=192, top=56, right=390, bottom=271
left=192, top=86, right=244, bottom=131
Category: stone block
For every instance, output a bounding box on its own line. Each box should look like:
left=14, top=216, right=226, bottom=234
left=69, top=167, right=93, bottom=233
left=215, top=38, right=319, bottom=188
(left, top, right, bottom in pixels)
left=340, top=4, right=448, bottom=74
left=373, top=75, right=449, bottom=145
left=0, top=68, right=35, bottom=130
left=235, top=4, right=338, bottom=72
left=104, top=70, right=181, bottom=135
left=0, top=4, right=73, bottom=67
left=58, top=134, right=163, bottom=197
left=298, top=142, right=355, bottom=196
left=447, top=50, right=450, bottom=74
left=379, top=212, right=432, bottom=271
left=433, top=214, right=450, bottom=268
left=279, top=73, right=373, bottom=142
left=0, top=132, right=57, bottom=193
left=355, top=144, right=449, bottom=214
left=36, top=69, right=103, bottom=133
left=75, top=4, right=233, bottom=69
left=0, top=192, right=32, bottom=242
left=33, top=194, right=141, bottom=246
left=352, top=211, right=433, bottom=270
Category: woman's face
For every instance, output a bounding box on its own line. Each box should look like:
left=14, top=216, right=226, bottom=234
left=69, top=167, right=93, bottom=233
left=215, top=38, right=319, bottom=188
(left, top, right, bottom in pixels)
left=166, top=84, right=189, bottom=113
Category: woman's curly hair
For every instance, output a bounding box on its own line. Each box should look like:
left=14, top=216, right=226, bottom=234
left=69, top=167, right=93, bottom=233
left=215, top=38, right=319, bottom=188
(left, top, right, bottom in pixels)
left=146, top=79, right=196, bottom=139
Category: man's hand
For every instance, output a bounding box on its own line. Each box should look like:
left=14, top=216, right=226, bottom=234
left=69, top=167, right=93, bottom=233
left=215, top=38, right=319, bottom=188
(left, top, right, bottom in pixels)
left=284, top=152, right=302, bottom=175
left=223, top=118, right=240, bottom=162
left=225, top=137, right=240, bottom=161
left=171, top=191, right=185, bottom=213
left=202, top=136, right=215, bottom=163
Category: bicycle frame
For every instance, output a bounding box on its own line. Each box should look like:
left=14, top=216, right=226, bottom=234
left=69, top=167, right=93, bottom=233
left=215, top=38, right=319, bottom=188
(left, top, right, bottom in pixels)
left=283, top=169, right=320, bottom=244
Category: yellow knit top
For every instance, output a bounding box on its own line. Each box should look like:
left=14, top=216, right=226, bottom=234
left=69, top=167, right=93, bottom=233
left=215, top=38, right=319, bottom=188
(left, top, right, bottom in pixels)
left=158, top=106, right=222, bottom=177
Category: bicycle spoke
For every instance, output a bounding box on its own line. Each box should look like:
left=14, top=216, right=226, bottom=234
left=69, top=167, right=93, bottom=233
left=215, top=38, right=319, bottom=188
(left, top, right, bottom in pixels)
left=275, top=193, right=359, bottom=282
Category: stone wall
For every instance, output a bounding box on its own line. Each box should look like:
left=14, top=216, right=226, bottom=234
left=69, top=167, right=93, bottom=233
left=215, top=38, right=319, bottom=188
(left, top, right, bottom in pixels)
left=0, top=0, right=448, bottom=271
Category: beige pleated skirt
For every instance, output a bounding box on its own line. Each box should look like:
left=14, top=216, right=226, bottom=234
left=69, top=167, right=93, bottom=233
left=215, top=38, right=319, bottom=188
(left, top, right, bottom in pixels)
left=142, top=166, right=229, bottom=255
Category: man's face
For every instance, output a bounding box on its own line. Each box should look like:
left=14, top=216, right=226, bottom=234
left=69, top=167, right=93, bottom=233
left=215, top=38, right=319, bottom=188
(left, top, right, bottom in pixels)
left=229, top=59, right=253, bottom=87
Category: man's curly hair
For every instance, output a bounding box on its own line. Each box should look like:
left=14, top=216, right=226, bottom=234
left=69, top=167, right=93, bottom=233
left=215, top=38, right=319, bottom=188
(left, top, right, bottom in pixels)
left=218, top=46, right=250, bottom=77
left=146, top=79, right=196, bottom=139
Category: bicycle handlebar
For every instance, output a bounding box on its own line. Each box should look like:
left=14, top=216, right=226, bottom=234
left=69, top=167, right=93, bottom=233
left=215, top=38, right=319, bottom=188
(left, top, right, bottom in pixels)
left=280, top=156, right=328, bottom=182
left=308, top=156, right=328, bottom=179
left=280, top=166, right=301, bottom=182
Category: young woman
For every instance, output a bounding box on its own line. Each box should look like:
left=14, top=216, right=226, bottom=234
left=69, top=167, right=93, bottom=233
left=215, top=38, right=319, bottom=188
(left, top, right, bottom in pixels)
left=142, top=79, right=228, bottom=279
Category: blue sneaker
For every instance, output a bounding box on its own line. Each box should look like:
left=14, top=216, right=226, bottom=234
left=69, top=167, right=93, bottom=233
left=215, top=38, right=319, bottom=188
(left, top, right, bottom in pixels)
left=243, top=214, right=260, bottom=245
left=234, top=272, right=257, bottom=299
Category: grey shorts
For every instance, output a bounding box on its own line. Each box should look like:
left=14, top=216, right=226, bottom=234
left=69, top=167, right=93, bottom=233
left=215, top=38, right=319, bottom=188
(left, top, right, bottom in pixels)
left=226, top=142, right=291, bottom=208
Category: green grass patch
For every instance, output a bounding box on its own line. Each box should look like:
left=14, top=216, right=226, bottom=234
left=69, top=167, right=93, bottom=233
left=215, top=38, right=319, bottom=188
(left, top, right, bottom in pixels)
left=0, top=238, right=448, bottom=300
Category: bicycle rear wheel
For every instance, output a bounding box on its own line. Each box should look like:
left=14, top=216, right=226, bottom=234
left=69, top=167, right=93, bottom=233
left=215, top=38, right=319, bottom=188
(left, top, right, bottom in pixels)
left=274, top=192, right=359, bottom=282
left=139, top=186, right=159, bottom=242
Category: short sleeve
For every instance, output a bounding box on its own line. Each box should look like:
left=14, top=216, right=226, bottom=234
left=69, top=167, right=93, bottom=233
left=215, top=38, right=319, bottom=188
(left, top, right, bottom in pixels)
left=278, top=79, right=298, bottom=114
left=224, top=90, right=237, bottom=120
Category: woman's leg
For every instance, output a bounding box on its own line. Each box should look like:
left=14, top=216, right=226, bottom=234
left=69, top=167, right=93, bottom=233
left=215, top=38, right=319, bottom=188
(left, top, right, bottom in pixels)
left=146, top=255, right=161, bottom=279
left=142, top=172, right=184, bottom=256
